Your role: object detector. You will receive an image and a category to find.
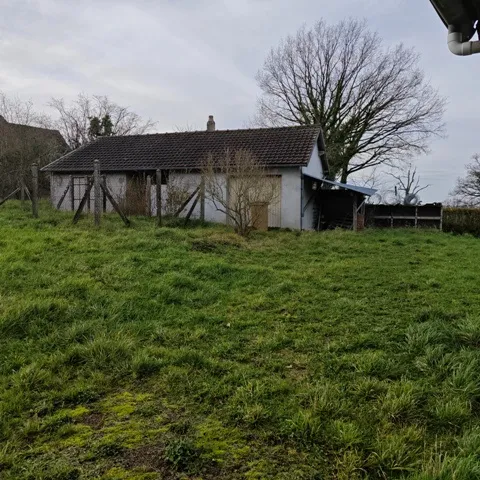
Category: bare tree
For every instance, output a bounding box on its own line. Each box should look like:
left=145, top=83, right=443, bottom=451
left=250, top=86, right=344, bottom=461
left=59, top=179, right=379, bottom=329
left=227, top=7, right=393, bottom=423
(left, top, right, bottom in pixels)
left=387, top=163, right=430, bottom=204
left=0, top=92, right=54, bottom=128
left=452, top=154, right=480, bottom=206
left=350, top=167, right=383, bottom=190
left=255, top=19, right=446, bottom=182
left=48, top=93, right=156, bottom=150
left=202, top=149, right=280, bottom=236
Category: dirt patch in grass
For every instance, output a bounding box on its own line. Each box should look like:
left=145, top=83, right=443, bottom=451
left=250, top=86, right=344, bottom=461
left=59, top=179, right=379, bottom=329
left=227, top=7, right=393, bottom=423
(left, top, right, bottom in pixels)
left=121, top=443, right=222, bottom=479
left=122, top=444, right=167, bottom=472
left=80, top=412, right=105, bottom=429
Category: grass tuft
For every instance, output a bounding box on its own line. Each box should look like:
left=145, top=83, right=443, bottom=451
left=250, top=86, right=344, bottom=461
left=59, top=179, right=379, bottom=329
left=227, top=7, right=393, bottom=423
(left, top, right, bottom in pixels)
left=2, top=202, right=480, bottom=478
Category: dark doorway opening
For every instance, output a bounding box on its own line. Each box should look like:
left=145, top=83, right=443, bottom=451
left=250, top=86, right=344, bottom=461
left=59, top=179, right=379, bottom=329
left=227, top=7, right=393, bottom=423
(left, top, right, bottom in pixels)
left=314, top=189, right=365, bottom=231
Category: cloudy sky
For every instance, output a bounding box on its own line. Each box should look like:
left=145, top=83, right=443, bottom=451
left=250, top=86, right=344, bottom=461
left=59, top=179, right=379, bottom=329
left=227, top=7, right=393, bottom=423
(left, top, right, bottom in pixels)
left=0, top=0, right=479, bottom=201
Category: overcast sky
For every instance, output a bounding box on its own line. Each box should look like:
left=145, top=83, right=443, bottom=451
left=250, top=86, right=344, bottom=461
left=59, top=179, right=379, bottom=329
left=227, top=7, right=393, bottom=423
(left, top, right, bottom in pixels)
left=0, top=0, right=479, bottom=202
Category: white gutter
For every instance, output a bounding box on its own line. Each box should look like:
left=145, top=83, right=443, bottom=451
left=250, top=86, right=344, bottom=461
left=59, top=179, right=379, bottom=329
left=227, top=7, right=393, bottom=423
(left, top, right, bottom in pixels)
left=448, top=26, right=480, bottom=56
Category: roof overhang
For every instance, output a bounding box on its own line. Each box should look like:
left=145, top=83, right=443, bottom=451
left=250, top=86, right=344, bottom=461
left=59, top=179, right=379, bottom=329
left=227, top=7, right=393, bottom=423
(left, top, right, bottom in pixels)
left=318, top=178, right=377, bottom=197
left=430, top=0, right=479, bottom=42
left=42, top=163, right=307, bottom=173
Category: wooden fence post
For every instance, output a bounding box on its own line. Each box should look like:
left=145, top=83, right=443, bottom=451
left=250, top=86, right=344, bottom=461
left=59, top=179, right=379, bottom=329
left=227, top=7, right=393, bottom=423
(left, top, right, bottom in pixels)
left=57, top=180, right=72, bottom=210
left=156, top=169, right=162, bottom=227
left=70, top=175, right=74, bottom=210
left=93, top=160, right=101, bottom=226
left=184, top=193, right=200, bottom=226
left=102, top=175, right=107, bottom=212
left=200, top=177, right=205, bottom=222
left=352, top=194, right=358, bottom=231
left=31, top=163, right=39, bottom=218
left=0, top=188, right=20, bottom=207
left=20, top=175, right=25, bottom=206
left=73, top=179, right=93, bottom=224
left=174, top=186, right=200, bottom=217
left=100, top=180, right=130, bottom=227
left=146, top=175, right=152, bottom=217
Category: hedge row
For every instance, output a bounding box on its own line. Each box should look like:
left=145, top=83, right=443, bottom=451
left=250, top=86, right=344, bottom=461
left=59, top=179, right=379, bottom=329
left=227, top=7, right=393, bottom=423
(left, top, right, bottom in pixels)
left=443, top=208, right=480, bottom=236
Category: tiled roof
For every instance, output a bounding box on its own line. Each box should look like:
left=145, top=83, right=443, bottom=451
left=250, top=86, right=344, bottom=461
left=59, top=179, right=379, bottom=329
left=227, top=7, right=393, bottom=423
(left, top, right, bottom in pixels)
left=42, top=125, right=323, bottom=172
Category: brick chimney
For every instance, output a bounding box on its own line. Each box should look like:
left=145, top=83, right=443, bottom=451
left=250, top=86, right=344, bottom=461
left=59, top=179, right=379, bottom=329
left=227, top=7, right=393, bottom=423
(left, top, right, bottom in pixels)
left=206, top=115, right=215, bottom=132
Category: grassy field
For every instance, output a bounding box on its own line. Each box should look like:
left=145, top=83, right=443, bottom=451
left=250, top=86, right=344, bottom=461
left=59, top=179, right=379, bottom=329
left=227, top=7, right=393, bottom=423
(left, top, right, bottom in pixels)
left=2, top=202, right=480, bottom=480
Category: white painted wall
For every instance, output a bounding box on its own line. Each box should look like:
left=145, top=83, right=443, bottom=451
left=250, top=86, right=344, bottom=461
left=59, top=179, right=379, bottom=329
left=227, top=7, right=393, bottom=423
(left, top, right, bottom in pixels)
left=51, top=174, right=71, bottom=210
left=50, top=173, right=126, bottom=212
left=149, top=172, right=227, bottom=223
left=302, top=177, right=317, bottom=230
left=101, top=174, right=127, bottom=211
left=151, top=169, right=302, bottom=229
left=51, top=168, right=305, bottom=229
left=302, top=143, right=324, bottom=180
left=300, top=142, right=324, bottom=230
left=278, top=167, right=302, bottom=229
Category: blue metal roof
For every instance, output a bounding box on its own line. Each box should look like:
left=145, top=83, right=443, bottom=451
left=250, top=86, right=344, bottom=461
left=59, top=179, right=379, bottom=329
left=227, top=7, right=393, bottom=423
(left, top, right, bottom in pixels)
left=320, top=178, right=377, bottom=197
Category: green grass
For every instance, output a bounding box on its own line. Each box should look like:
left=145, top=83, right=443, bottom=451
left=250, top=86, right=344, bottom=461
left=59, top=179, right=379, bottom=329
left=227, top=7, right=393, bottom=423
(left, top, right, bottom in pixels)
left=2, top=202, right=480, bottom=479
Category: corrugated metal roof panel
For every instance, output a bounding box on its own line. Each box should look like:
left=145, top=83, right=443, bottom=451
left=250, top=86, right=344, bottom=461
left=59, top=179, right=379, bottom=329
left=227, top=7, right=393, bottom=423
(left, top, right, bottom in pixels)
left=320, top=178, right=377, bottom=196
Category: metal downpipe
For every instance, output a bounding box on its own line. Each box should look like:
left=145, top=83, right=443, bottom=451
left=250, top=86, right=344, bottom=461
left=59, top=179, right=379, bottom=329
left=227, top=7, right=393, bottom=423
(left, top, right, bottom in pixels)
left=448, top=25, right=480, bottom=56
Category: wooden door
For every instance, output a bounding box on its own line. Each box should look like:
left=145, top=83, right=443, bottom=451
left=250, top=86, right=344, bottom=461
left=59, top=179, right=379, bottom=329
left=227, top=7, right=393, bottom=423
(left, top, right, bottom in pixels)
left=267, top=176, right=282, bottom=228
left=125, top=176, right=148, bottom=215
left=228, top=175, right=282, bottom=228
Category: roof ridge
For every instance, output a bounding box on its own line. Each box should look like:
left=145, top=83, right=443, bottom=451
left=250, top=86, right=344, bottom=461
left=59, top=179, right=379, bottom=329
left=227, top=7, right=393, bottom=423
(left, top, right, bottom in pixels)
left=98, top=124, right=322, bottom=139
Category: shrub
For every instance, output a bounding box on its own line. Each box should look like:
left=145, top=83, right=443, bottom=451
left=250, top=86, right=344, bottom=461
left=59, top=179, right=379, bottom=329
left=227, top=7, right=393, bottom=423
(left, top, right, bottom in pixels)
left=443, top=208, right=480, bottom=236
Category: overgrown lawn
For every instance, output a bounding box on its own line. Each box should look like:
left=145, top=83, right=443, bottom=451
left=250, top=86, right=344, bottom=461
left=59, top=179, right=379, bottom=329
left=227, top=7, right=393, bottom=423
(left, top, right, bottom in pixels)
left=1, top=202, right=480, bottom=479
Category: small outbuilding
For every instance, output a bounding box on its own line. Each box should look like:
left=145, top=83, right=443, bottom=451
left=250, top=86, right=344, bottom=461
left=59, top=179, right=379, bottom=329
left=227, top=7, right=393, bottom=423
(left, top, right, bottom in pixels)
left=42, top=117, right=375, bottom=230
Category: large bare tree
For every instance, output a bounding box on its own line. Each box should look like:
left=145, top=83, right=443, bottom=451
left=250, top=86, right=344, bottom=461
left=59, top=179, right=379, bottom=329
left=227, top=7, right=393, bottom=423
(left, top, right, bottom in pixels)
left=255, top=19, right=446, bottom=182
left=452, top=154, right=480, bottom=206
left=48, top=93, right=156, bottom=150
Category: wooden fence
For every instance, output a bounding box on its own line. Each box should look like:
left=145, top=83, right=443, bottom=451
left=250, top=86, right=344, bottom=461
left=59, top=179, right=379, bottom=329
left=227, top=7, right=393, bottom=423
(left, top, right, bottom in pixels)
left=365, top=204, right=443, bottom=229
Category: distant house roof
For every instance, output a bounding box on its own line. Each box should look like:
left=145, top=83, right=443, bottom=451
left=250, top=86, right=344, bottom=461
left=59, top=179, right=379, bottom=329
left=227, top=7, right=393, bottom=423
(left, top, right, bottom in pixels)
left=0, top=115, right=67, bottom=153
left=42, top=125, right=326, bottom=173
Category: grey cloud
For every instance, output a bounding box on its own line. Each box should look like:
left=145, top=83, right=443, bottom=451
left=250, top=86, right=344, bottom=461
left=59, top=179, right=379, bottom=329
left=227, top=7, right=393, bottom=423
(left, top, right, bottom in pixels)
left=0, top=0, right=476, bottom=201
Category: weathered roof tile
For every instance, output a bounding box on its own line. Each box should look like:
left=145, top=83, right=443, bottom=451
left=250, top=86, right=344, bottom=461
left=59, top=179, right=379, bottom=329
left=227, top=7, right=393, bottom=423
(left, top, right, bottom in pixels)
left=42, top=125, right=322, bottom=172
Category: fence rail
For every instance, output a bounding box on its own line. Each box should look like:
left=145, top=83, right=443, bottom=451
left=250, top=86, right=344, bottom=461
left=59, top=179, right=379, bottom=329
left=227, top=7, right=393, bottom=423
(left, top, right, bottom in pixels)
left=366, top=204, right=443, bottom=229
